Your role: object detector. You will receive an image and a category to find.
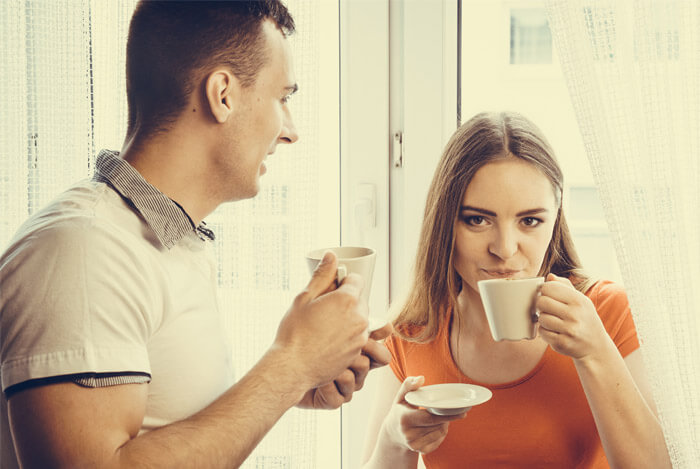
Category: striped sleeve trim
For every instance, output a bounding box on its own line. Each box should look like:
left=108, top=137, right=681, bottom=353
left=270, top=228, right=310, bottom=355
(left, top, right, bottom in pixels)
left=4, top=372, right=151, bottom=398
left=72, top=372, right=151, bottom=388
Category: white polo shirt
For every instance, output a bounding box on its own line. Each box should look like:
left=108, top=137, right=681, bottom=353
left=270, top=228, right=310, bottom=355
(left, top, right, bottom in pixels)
left=0, top=150, right=234, bottom=468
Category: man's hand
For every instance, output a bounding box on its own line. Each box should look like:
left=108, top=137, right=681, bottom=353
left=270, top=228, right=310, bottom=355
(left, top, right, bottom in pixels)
left=273, top=251, right=369, bottom=393
left=364, top=322, right=392, bottom=369
left=297, top=322, right=393, bottom=409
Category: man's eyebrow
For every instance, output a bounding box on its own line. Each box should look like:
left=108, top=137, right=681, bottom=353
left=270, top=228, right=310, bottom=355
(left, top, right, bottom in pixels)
left=460, top=206, right=549, bottom=217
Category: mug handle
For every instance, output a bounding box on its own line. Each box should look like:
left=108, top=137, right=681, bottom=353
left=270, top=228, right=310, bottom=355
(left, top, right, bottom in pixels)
left=335, top=264, right=347, bottom=287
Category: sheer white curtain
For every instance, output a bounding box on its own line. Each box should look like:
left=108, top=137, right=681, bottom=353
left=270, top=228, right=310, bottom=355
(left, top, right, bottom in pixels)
left=545, top=1, right=700, bottom=466
left=0, top=1, right=337, bottom=467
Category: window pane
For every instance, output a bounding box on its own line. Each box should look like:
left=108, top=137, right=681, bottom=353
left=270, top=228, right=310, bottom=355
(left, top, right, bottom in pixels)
left=510, top=8, right=552, bottom=64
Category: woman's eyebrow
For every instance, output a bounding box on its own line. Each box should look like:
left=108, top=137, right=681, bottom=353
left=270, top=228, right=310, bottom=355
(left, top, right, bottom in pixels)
left=460, top=206, right=496, bottom=216
left=460, top=206, right=549, bottom=217
left=515, top=208, right=549, bottom=217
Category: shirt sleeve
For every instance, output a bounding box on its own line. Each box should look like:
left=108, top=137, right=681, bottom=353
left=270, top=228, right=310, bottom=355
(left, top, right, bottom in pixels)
left=386, top=333, right=409, bottom=382
left=0, top=216, right=155, bottom=392
left=588, top=280, right=640, bottom=358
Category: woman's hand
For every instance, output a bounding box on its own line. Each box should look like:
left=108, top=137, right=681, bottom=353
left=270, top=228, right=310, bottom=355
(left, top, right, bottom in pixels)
left=536, top=273, right=613, bottom=362
left=380, top=376, right=467, bottom=455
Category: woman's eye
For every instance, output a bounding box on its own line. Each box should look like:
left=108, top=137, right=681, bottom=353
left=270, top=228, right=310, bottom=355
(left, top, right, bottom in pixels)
left=522, top=217, right=542, bottom=227
left=463, top=215, right=486, bottom=226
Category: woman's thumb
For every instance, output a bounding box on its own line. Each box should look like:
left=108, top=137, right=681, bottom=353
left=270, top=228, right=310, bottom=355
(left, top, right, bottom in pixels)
left=396, top=375, right=425, bottom=404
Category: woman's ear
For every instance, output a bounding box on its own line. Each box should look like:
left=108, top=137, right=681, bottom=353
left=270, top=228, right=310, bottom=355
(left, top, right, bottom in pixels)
left=205, top=69, right=240, bottom=123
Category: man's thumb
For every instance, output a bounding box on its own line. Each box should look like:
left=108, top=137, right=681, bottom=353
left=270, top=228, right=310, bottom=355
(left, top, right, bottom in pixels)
left=305, top=251, right=338, bottom=299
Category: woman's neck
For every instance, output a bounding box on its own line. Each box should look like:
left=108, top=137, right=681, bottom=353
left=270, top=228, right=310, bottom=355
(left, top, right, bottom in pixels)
left=454, top=286, right=492, bottom=341
left=450, top=284, right=549, bottom=384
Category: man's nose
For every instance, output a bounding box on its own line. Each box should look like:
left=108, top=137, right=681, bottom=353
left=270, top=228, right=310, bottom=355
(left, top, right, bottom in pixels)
left=279, top=109, right=299, bottom=144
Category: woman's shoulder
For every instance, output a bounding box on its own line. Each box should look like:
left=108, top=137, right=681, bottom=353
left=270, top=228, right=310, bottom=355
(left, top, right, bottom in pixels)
left=393, top=321, right=427, bottom=338
left=584, top=279, right=629, bottom=306
left=392, top=307, right=452, bottom=344
left=584, top=279, right=639, bottom=355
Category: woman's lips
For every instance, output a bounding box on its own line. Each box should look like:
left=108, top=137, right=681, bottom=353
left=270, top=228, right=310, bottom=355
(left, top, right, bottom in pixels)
left=482, top=269, right=521, bottom=278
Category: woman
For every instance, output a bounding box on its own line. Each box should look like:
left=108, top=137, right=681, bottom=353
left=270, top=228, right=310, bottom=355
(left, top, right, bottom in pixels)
left=362, top=112, right=670, bottom=468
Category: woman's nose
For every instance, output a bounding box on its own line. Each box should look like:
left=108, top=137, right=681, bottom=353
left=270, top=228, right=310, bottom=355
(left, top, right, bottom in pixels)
left=488, top=227, right=518, bottom=260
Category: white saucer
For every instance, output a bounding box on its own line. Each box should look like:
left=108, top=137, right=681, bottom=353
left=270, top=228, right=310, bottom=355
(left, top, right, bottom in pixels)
left=405, top=383, right=493, bottom=416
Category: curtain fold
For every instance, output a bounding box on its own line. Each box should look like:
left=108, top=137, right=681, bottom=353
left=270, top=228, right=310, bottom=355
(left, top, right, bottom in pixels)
left=545, top=1, right=700, bottom=466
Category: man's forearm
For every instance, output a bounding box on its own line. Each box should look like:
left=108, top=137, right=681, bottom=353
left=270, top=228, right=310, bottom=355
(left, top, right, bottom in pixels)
left=115, top=347, right=308, bottom=469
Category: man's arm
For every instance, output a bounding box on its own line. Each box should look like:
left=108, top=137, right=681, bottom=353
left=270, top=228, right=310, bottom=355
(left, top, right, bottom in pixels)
left=9, top=348, right=306, bottom=468
left=8, top=252, right=369, bottom=468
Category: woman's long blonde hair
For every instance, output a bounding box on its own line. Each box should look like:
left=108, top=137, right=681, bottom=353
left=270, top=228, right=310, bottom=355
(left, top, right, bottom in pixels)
left=392, top=111, right=593, bottom=343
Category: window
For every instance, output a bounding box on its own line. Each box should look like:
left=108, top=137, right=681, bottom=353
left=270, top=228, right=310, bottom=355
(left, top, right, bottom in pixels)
left=510, top=8, right=552, bottom=64
left=461, top=0, right=621, bottom=282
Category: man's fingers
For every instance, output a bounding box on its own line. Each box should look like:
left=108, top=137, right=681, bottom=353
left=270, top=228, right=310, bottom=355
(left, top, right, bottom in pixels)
left=333, top=369, right=357, bottom=401
left=303, top=251, right=339, bottom=301
left=348, top=355, right=371, bottom=390
left=363, top=338, right=392, bottom=369
left=314, top=382, right=344, bottom=409
left=335, top=272, right=364, bottom=298
left=369, top=321, right=393, bottom=341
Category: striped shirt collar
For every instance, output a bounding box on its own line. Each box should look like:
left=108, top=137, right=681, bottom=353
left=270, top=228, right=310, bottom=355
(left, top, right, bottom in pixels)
left=93, top=149, right=215, bottom=249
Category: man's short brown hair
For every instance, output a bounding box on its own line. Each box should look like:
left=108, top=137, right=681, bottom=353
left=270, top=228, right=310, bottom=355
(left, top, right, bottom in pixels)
left=126, top=0, right=295, bottom=139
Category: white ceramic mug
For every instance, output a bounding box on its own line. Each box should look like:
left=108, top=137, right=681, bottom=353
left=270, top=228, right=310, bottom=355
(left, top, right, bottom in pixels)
left=305, top=246, right=376, bottom=306
left=477, top=277, right=544, bottom=341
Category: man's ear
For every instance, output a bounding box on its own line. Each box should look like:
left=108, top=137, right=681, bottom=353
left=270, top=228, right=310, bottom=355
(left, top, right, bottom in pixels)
left=205, top=69, right=240, bottom=123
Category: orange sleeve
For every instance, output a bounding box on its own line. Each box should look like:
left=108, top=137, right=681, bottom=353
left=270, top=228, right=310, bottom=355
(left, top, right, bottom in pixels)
left=385, top=334, right=408, bottom=382
left=588, top=280, right=640, bottom=358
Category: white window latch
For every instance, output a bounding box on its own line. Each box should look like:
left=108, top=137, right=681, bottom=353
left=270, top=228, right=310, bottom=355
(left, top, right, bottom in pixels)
left=393, top=131, right=404, bottom=168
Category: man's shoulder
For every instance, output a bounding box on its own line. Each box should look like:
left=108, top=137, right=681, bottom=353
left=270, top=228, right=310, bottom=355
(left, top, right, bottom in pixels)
left=1, top=181, right=154, bottom=271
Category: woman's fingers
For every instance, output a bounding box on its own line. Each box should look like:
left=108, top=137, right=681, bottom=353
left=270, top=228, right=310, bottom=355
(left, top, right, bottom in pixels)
left=401, top=411, right=467, bottom=454
left=388, top=376, right=468, bottom=454
left=406, top=423, right=450, bottom=453
left=395, top=376, right=425, bottom=404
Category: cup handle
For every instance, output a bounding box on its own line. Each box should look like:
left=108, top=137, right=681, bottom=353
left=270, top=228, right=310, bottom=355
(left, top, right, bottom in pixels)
left=336, top=264, right=347, bottom=287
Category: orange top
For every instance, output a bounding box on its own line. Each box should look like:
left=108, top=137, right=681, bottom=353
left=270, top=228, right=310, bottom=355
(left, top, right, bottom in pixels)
left=386, top=280, right=640, bottom=469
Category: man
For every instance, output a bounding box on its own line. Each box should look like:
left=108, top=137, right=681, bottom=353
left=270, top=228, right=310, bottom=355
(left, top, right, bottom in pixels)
left=0, top=1, right=391, bottom=467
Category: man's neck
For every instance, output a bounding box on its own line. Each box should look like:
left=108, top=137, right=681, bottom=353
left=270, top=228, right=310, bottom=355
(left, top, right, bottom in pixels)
left=120, top=128, right=218, bottom=225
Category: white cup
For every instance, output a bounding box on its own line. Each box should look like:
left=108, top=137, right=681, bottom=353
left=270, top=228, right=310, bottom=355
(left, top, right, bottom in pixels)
left=477, top=277, right=544, bottom=341
left=305, top=246, right=376, bottom=306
